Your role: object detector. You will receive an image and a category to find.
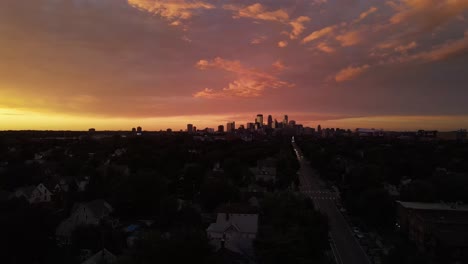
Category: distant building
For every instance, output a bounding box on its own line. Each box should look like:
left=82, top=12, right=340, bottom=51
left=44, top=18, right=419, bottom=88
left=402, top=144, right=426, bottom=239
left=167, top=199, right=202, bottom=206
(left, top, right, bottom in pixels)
left=283, top=115, right=289, bottom=126
left=356, top=128, right=384, bottom=137
left=218, top=125, right=225, bottom=133
left=289, top=120, right=296, bottom=126
left=417, top=130, right=438, bottom=138
left=247, top=123, right=255, bottom=130
left=267, top=115, right=273, bottom=128
left=317, top=125, right=322, bottom=134
left=131, top=127, right=136, bottom=133
left=256, top=114, right=264, bottom=127
left=397, top=201, right=468, bottom=262
left=226, top=122, right=235, bottom=133
left=136, top=126, right=143, bottom=136
left=88, top=128, right=96, bottom=133
left=187, top=124, right=194, bottom=133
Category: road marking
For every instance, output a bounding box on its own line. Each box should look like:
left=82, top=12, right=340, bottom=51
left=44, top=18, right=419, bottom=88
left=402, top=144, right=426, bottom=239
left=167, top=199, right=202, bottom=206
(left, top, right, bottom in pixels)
left=329, top=234, right=343, bottom=264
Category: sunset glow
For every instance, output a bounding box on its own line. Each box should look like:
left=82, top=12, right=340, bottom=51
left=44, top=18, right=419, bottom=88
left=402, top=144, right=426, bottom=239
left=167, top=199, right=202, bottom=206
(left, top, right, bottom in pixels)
left=1, top=0, right=467, bottom=130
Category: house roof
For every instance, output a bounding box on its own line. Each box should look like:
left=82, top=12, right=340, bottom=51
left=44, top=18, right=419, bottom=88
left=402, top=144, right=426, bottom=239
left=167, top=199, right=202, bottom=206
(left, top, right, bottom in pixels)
left=71, top=199, right=113, bottom=218
left=397, top=201, right=468, bottom=212
left=207, top=212, right=258, bottom=234
left=81, top=248, right=117, bottom=264
left=216, top=204, right=258, bottom=214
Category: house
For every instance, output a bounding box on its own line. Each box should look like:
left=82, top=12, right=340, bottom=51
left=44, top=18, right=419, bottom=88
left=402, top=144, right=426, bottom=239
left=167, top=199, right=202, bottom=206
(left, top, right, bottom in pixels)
left=81, top=248, right=117, bottom=264
left=56, top=199, right=114, bottom=243
left=29, top=183, right=54, bottom=203
left=250, top=158, right=277, bottom=182
left=207, top=204, right=258, bottom=257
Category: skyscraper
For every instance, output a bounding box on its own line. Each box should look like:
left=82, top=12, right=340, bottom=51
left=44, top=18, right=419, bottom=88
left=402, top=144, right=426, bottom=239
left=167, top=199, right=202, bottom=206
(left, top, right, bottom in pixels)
left=317, top=125, right=322, bottom=134
left=267, top=115, right=273, bottom=128
left=218, top=125, right=225, bottom=133
left=256, top=114, right=264, bottom=127
left=187, top=124, right=193, bottom=133
left=283, top=115, right=289, bottom=126
left=226, top=122, right=235, bottom=132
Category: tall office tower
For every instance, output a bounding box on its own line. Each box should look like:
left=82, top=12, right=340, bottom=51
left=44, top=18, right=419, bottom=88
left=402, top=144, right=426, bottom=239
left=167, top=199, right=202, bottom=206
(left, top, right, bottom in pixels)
left=137, top=126, right=142, bottom=133
left=283, top=115, right=289, bottom=126
left=226, top=122, right=236, bottom=132
left=256, top=114, right=264, bottom=127
left=267, top=115, right=273, bottom=128
left=218, top=125, right=225, bottom=133
left=187, top=124, right=193, bottom=133
left=273, top=119, right=278, bottom=129
left=317, top=125, right=322, bottom=134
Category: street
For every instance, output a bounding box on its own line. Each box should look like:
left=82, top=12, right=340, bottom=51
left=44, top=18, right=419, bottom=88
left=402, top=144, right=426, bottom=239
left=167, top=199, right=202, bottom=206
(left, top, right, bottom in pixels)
left=293, top=140, right=371, bottom=264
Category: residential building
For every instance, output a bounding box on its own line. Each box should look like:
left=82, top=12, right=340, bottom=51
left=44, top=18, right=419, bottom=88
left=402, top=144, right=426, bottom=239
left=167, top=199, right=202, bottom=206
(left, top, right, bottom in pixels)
left=207, top=204, right=259, bottom=257
left=81, top=249, right=117, bottom=264
left=56, top=199, right=114, bottom=243
left=249, top=158, right=277, bottom=182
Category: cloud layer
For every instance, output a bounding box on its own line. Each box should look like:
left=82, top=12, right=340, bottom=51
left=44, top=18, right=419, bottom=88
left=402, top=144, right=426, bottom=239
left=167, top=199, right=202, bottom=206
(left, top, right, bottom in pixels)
left=0, top=0, right=467, bottom=130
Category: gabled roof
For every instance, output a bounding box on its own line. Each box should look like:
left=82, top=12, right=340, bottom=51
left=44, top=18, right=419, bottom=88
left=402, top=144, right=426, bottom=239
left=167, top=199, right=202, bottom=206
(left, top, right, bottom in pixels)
left=207, top=208, right=258, bottom=234
left=71, top=199, right=113, bottom=218
left=81, top=248, right=117, bottom=264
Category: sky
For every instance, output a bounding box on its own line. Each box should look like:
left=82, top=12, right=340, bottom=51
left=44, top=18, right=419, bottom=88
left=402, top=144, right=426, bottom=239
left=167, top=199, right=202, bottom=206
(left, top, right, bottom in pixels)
left=1, top=0, right=468, bottom=131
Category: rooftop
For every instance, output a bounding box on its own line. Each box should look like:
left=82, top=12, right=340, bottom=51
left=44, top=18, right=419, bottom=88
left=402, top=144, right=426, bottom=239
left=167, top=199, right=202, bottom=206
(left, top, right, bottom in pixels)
left=397, top=201, right=468, bottom=212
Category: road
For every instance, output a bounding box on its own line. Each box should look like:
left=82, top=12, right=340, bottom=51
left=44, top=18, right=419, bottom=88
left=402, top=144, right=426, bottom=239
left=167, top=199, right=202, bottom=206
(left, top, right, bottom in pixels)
left=292, top=140, right=371, bottom=264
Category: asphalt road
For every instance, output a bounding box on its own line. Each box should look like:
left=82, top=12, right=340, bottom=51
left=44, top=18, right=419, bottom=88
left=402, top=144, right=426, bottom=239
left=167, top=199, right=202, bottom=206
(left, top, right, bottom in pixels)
left=293, top=141, right=371, bottom=264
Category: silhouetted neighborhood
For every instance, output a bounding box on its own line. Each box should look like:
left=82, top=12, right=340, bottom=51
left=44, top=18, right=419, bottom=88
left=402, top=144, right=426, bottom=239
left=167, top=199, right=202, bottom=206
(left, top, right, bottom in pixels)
left=1, top=116, right=468, bottom=264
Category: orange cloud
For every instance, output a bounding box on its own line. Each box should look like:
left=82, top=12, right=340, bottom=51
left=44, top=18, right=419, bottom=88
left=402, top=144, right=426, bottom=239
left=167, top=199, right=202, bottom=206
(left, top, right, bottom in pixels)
left=278, top=41, right=288, bottom=48
left=224, top=3, right=310, bottom=40
left=316, top=42, right=335, bottom=53
left=302, top=25, right=337, bottom=43
left=251, top=35, right=267, bottom=44
left=355, top=6, right=378, bottom=22
left=335, top=30, right=362, bottom=46
left=335, top=64, right=370, bottom=82
left=272, top=60, right=287, bottom=71
left=395, top=41, right=418, bottom=53
left=389, top=0, right=468, bottom=32
left=194, top=57, right=294, bottom=98
left=127, top=0, right=214, bottom=27
left=224, top=3, right=289, bottom=23
left=289, top=16, right=312, bottom=39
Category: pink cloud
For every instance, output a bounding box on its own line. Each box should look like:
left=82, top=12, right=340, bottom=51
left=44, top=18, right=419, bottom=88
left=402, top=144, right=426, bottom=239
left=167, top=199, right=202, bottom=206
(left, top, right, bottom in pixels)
left=194, top=57, right=294, bottom=98
left=335, top=65, right=370, bottom=82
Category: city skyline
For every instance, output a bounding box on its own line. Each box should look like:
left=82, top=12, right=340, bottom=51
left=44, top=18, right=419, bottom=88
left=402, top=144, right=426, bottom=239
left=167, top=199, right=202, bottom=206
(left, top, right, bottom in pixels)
left=1, top=0, right=468, bottom=131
